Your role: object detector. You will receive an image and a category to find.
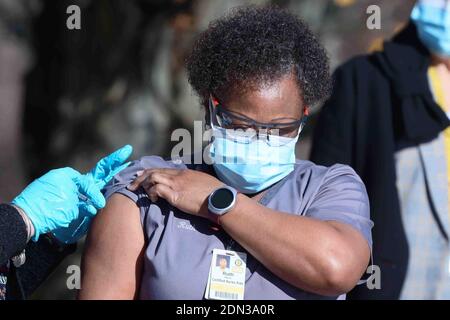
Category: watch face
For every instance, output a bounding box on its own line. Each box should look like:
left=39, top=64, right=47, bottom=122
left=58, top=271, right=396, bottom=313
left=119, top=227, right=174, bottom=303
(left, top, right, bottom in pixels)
left=211, top=188, right=234, bottom=210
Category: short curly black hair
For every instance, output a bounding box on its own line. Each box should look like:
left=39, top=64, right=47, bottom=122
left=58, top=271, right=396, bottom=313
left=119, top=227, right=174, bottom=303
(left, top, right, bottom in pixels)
left=186, top=5, right=332, bottom=109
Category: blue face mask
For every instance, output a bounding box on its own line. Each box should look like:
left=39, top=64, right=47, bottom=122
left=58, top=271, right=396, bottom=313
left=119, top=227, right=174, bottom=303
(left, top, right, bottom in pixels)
left=411, top=0, right=450, bottom=57
left=208, top=126, right=300, bottom=194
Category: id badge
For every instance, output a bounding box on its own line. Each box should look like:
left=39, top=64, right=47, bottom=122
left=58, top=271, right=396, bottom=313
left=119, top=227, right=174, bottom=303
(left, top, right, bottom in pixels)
left=204, top=249, right=247, bottom=300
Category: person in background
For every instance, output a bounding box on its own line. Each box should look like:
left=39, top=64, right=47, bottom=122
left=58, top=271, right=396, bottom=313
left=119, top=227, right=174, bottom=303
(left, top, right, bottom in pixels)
left=311, top=0, right=450, bottom=299
left=0, top=145, right=132, bottom=300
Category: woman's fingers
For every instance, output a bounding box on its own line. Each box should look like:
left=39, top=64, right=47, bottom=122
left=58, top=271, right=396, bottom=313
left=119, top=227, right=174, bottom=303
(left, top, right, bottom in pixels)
left=125, top=168, right=180, bottom=204
left=127, top=168, right=180, bottom=191
left=127, top=171, right=152, bottom=190
left=148, top=183, right=177, bottom=204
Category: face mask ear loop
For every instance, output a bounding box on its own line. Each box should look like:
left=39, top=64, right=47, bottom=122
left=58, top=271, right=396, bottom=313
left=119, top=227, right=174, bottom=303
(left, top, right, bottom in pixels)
left=206, top=95, right=219, bottom=146
left=302, top=106, right=310, bottom=125
left=296, top=106, right=309, bottom=137
left=208, top=95, right=218, bottom=130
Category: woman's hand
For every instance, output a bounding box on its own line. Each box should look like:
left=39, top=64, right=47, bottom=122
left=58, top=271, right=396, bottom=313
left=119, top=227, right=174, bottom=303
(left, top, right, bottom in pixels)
left=127, top=168, right=224, bottom=219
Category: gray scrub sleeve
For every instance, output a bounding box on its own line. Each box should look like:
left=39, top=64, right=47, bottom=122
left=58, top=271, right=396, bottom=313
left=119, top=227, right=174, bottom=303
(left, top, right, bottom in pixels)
left=102, top=156, right=184, bottom=218
left=305, top=164, right=374, bottom=249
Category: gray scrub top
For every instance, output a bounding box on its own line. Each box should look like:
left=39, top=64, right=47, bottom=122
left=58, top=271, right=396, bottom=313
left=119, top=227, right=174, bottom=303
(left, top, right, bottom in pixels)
left=103, top=155, right=373, bottom=300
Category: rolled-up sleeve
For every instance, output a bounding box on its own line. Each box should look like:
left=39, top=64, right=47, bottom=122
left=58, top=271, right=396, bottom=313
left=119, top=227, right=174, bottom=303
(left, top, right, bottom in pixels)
left=102, top=155, right=183, bottom=206
left=102, top=159, right=145, bottom=203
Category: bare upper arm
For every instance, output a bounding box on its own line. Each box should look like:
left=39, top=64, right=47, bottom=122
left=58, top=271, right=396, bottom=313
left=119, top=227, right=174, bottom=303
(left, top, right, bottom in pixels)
left=78, top=193, right=145, bottom=300
left=327, top=220, right=371, bottom=281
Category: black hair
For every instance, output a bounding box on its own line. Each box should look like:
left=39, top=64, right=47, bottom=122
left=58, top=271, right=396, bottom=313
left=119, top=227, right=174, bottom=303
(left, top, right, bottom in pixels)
left=186, top=5, right=332, bottom=108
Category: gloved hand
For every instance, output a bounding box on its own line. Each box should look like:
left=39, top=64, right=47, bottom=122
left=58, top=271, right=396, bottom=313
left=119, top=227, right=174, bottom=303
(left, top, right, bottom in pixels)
left=12, top=145, right=133, bottom=243
left=52, top=145, right=133, bottom=243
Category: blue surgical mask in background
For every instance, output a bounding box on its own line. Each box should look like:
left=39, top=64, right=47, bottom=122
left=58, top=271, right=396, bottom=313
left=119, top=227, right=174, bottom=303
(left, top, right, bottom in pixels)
left=411, top=0, right=450, bottom=57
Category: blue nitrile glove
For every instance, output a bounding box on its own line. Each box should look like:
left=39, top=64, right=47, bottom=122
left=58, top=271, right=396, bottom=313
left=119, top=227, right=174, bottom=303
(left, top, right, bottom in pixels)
left=12, top=145, right=133, bottom=243
left=51, top=144, right=133, bottom=243
left=11, top=167, right=103, bottom=242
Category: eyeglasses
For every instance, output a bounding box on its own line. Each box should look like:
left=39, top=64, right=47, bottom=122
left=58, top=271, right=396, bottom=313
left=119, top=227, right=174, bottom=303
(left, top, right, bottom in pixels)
left=208, top=95, right=308, bottom=146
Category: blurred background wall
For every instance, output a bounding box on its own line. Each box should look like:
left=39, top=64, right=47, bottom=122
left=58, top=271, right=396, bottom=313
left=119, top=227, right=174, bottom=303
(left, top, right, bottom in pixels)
left=0, top=0, right=415, bottom=299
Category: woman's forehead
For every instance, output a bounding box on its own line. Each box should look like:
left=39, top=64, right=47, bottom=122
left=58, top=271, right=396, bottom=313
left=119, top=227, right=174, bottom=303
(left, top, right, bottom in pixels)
left=222, top=75, right=303, bottom=121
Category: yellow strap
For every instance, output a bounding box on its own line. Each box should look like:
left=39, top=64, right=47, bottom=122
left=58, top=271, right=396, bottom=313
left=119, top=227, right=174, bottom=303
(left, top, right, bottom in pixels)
left=428, top=67, right=446, bottom=110
left=428, top=66, right=450, bottom=216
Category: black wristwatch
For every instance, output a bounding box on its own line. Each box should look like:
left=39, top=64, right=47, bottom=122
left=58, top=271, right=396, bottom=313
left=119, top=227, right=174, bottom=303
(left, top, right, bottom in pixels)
left=208, top=186, right=238, bottom=222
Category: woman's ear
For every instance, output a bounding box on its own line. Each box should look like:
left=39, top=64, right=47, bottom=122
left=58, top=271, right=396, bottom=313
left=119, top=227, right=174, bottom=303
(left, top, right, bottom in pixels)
left=303, top=106, right=310, bottom=117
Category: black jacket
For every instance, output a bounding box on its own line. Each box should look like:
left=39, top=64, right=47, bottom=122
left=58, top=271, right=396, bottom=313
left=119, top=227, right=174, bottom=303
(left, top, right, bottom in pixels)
left=310, top=22, right=450, bottom=299
left=0, top=204, right=28, bottom=266
left=0, top=204, right=75, bottom=299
